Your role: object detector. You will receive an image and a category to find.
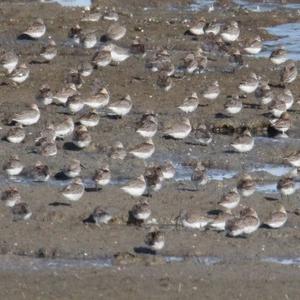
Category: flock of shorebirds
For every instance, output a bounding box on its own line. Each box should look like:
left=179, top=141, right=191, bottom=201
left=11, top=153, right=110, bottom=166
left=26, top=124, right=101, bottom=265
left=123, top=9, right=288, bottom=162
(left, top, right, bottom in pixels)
left=0, top=4, right=299, bottom=253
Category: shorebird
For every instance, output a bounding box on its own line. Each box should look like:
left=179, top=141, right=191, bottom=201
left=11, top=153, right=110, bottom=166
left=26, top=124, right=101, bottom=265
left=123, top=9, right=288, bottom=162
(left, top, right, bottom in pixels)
left=22, top=18, right=46, bottom=39
left=163, top=117, right=192, bottom=139
left=237, top=174, right=256, bottom=197
left=203, top=81, right=220, bottom=100
left=256, top=82, right=273, bottom=106
left=280, top=61, right=298, bottom=85
left=121, top=175, right=146, bottom=197
left=208, top=211, right=233, bottom=231
left=105, top=23, right=126, bottom=41
left=6, top=124, right=25, bottom=144
left=187, top=18, right=206, bottom=35
left=84, top=87, right=110, bottom=109
left=9, top=63, right=30, bottom=84
left=129, top=138, right=155, bottom=160
left=35, top=124, right=56, bottom=145
left=12, top=202, right=32, bottom=221
left=177, top=209, right=211, bottom=230
left=3, top=155, right=24, bottom=176
left=231, top=129, right=254, bottom=153
left=284, top=151, right=300, bottom=168
left=221, top=21, right=240, bottom=42
left=178, top=92, right=199, bottom=113
left=224, top=95, right=243, bottom=115
left=191, top=124, right=213, bottom=146
left=157, top=71, right=173, bottom=91
left=205, top=21, right=220, bottom=35
left=103, top=11, right=119, bottom=21
left=67, top=95, right=85, bottom=114
left=131, top=200, right=151, bottom=223
left=191, top=161, right=209, bottom=190
left=30, top=161, right=50, bottom=182
left=183, top=53, right=198, bottom=74
left=72, top=125, right=92, bottom=149
left=37, top=84, right=53, bottom=106
left=160, top=160, right=176, bottom=180
left=136, top=113, right=158, bottom=138
left=277, top=88, right=294, bottom=110
left=218, top=188, right=240, bottom=211
left=92, top=49, right=112, bottom=67
left=93, top=164, right=111, bottom=190
left=78, top=61, right=93, bottom=77
left=91, top=207, right=112, bottom=225
left=264, top=204, right=287, bottom=229
left=1, top=186, right=21, bottom=207
left=11, top=104, right=40, bottom=126
left=81, top=32, right=97, bottom=49
left=243, top=36, right=262, bottom=54
left=53, top=83, right=78, bottom=105
left=39, top=140, right=57, bottom=157
left=61, top=177, right=85, bottom=202
left=0, top=50, right=18, bottom=74
left=144, top=165, right=164, bottom=196
left=277, top=170, right=296, bottom=200
left=54, top=116, right=74, bottom=138
left=107, top=94, right=132, bottom=117
left=62, top=159, right=82, bottom=178
left=40, top=39, right=57, bottom=62
left=239, top=72, right=259, bottom=94
left=78, top=109, right=99, bottom=127
left=270, top=47, right=287, bottom=65
left=144, top=227, right=165, bottom=251
left=110, top=141, right=127, bottom=160
left=270, top=112, right=291, bottom=133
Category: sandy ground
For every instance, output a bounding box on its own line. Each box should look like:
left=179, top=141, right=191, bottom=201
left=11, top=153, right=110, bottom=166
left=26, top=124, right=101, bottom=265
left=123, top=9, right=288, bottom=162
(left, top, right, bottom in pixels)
left=0, top=0, right=300, bottom=299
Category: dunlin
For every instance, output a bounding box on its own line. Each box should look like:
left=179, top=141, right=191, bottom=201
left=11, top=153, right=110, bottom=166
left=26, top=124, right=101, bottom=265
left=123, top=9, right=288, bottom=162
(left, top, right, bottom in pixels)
left=92, top=206, right=112, bottom=225
left=11, top=104, right=40, bottom=126
left=237, top=174, right=256, bottom=197
left=62, top=177, right=85, bottom=202
left=1, top=186, right=21, bottom=207
left=178, top=209, right=211, bottom=230
left=243, top=36, right=262, bottom=54
left=164, top=117, right=191, bottom=139
left=224, top=96, right=243, bottom=115
left=221, top=21, right=240, bottom=42
left=63, top=159, right=82, bottom=178
left=22, top=18, right=46, bottom=39
left=183, top=53, right=198, bottom=74
left=144, top=165, right=164, bottom=196
left=239, top=72, right=259, bottom=94
left=264, top=204, right=287, bottom=229
left=270, top=47, right=287, bottom=65
left=270, top=112, right=291, bottom=133
left=121, top=175, right=146, bottom=197
left=81, top=11, right=101, bottom=22
left=37, top=84, right=53, bottom=106
left=54, top=116, right=74, bottom=138
left=284, top=151, right=300, bottom=168
left=269, top=99, right=287, bottom=118
left=144, top=227, right=165, bottom=251
left=40, top=39, right=57, bottom=62
left=79, top=109, right=99, bottom=127
left=192, top=124, right=213, bottom=146
left=108, top=94, right=132, bottom=117
left=6, top=124, right=25, bottom=144
left=203, top=81, right=220, bottom=100
left=0, top=50, right=18, bottom=74
left=187, top=18, right=206, bottom=36
left=105, top=23, right=126, bottom=41
left=131, top=200, right=151, bottom=222
left=103, top=11, right=119, bottom=21
left=191, top=161, right=209, bottom=190
left=3, top=155, right=24, bottom=176
left=35, top=124, right=56, bottom=145
left=93, top=164, right=111, bottom=190
left=53, top=83, right=78, bottom=105
left=129, top=138, right=155, bottom=160
left=218, top=188, right=240, bottom=210
left=81, top=32, right=97, bottom=49
left=72, top=125, right=92, bottom=149
left=157, top=71, right=173, bottom=91
left=39, top=140, right=57, bottom=157
left=110, top=141, right=127, bottom=160
left=160, top=160, right=176, bottom=180
left=205, top=21, right=221, bottom=35
left=12, top=202, right=32, bottom=221
left=92, top=49, right=112, bottom=67
left=178, top=92, right=199, bottom=113
left=84, top=87, right=110, bottom=109
left=9, top=63, right=30, bottom=84
left=280, top=61, right=298, bottom=85
left=256, top=82, right=273, bottom=106
left=136, top=114, right=158, bottom=138
left=78, top=61, right=93, bottom=77
left=67, top=95, right=85, bottom=114
left=277, top=88, right=294, bottom=110
left=208, top=211, right=233, bottom=231
left=277, top=171, right=296, bottom=199
left=31, top=161, right=50, bottom=182
left=231, top=129, right=254, bottom=153
left=108, top=43, right=130, bottom=62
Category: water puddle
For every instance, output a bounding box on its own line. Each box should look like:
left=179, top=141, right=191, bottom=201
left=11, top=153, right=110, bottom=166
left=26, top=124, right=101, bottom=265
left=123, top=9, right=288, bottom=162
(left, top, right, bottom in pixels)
left=44, top=0, right=91, bottom=7
left=249, top=163, right=292, bottom=177
left=235, top=0, right=300, bottom=12
left=257, top=181, right=300, bottom=194
left=261, top=257, right=300, bottom=265
left=258, top=22, right=300, bottom=61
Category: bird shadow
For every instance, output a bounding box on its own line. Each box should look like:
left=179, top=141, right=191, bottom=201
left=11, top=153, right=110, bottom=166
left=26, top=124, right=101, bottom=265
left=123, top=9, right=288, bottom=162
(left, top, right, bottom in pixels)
left=17, top=34, right=36, bottom=40
left=134, top=247, right=156, bottom=255
left=54, top=171, right=70, bottom=181
left=224, top=150, right=236, bottom=154
left=82, top=214, right=95, bottom=224
left=63, top=142, right=82, bottom=151
left=49, top=202, right=71, bottom=207
left=29, top=60, right=49, bottom=65
left=215, top=113, right=231, bottom=119
left=207, top=209, right=223, bottom=216
left=85, top=187, right=100, bottom=192
left=264, top=196, right=279, bottom=202
left=243, top=103, right=261, bottom=109
left=127, top=211, right=144, bottom=226
left=177, top=187, right=197, bottom=192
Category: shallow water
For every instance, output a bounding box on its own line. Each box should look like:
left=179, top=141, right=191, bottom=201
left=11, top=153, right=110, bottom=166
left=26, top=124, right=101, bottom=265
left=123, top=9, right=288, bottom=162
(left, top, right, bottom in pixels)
left=258, top=22, right=300, bottom=61
left=45, top=0, right=91, bottom=7
left=235, top=0, right=300, bottom=12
